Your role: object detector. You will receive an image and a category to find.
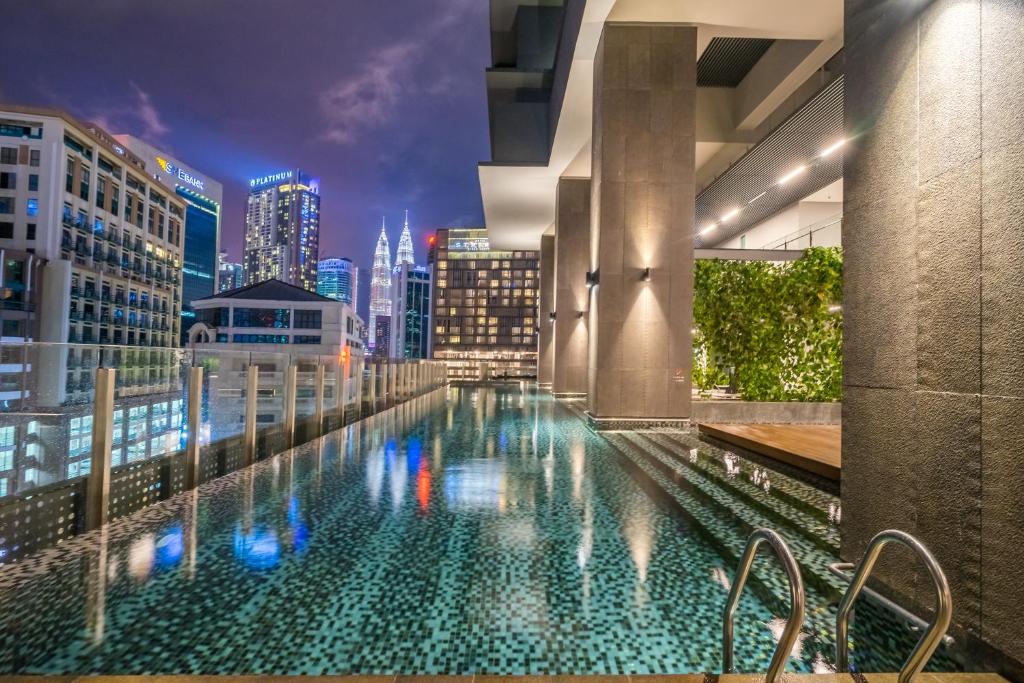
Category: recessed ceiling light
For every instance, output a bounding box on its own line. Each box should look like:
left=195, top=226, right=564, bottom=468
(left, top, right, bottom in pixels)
left=820, top=139, right=846, bottom=157
left=778, top=165, right=807, bottom=185
left=720, top=208, right=741, bottom=222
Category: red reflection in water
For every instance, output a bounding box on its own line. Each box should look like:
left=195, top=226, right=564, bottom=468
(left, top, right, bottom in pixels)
left=417, top=462, right=431, bottom=513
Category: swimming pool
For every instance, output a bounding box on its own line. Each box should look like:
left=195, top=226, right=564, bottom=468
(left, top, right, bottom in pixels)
left=0, top=385, right=954, bottom=675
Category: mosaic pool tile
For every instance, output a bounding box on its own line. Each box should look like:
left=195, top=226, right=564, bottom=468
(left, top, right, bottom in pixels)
left=0, top=387, right=967, bottom=676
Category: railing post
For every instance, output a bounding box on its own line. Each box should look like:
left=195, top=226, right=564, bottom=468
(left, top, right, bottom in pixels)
left=185, top=365, right=203, bottom=489
left=314, top=363, right=325, bottom=436
left=243, top=364, right=258, bottom=465
left=86, top=367, right=116, bottom=531
left=388, top=362, right=397, bottom=406
left=381, top=360, right=390, bottom=407
left=354, top=357, right=365, bottom=418
left=397, top=362, right=406, bottom=403
left=367, top=362, right=377, bottom=414
left=337, top=357, right=348, bottom=426
left=283, top=363, right=298, bottom=449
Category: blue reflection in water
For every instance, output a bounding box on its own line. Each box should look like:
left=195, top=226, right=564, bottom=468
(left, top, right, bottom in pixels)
left=233, top=525, right=280, bottom=570
left=288, top=496, right=309, bottom=555
left=406, top=436, right=422, bottom=474
left=154, top=526, right=184, bottom=570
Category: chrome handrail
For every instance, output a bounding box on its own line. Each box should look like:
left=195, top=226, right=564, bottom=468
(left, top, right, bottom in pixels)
left=722, top=528, right=806, bottom=683
left=836, top=529, right=953, bottom=683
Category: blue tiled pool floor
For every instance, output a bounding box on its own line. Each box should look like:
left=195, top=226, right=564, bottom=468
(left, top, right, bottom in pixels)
left=0, top=387, right=955, bottom=675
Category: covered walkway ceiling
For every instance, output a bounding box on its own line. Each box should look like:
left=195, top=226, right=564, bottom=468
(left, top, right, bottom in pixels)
left=478, top=0, right=843, bottom=250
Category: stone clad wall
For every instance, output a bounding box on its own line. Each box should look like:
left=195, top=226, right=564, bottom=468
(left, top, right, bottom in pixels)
left=553, top=177, right=590, bottom=395
left=842, top=0, right=1024, bottom=668
left=587, top=23, right=695, bottom=421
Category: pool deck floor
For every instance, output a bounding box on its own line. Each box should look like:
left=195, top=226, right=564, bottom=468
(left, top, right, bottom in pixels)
left=697, top=423, right=842, bottom=481
left=0, top=674, right=1008, bottom=683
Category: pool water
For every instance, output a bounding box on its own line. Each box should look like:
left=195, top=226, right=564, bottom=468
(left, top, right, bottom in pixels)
left=0, top=386, right=950, bottom=675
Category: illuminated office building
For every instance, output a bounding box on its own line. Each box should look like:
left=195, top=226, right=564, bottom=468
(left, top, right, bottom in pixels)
left=368, top=219, right=391, bottom=351
left=429, top=227, right=537, bottom=380
left=243, top=169, right=320, bottom=291
left=396, top=209, right=414, bottom=267
left=389, top=263, right=431, bottom=359
left=217, top=251, right=243, bottom=292
left=316, top=256, right=357, bottom=306
left=116, top=135, right=222, bottom=342
left=0, top=106, right=186, bottom=406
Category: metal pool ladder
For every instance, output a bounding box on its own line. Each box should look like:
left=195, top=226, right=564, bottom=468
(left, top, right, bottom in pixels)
left=835, top=529, right=953, bottom=683
left=722, top=528, right=806, bottom=683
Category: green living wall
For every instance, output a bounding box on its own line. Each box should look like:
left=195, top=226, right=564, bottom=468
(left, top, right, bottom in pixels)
left=692, top=246, right=842, bottom=402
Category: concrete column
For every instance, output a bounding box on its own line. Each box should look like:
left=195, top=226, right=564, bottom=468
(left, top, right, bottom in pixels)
left=843, top=0, right=1024, bottom=668
left=553, top=177, right=591, bottom=397
left=185, top=366, right=203, bottom=489
left=538, top=234, right=556, bottom=387
left=586, top=24, right=695, bottom=427
left=243, top=365, right=258, bottom=464
left=86, top=368, right=115, bottom=530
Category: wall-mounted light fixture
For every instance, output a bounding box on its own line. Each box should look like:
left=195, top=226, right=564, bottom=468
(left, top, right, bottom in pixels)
left=549, top=311, right=557, bottom=322
left=641, top=267, right=651, bottom=283
left=585, top=270, right=600, bottom=288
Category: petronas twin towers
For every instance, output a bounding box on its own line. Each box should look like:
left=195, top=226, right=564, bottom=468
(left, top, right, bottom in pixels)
left=369, top=210, right=415, bottom=350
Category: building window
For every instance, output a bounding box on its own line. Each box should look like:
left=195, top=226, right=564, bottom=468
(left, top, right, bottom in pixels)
left=29, top=149, right=40, bottom=167
left=232, top=307, right=290, bottom=328
left=0, top=198, right=12, bottom=214
left=293, top=335, right=322, bottom=344
left=96, top=176, right=106, bottom=209
left=293, top=309, right=321, bottom=329
left=26, top=223, right=35, bottom=240
left=0, top=147, right=16, bottom=164
left=232, top=333, right=289, bottom=344
left=80, top=165, right=91, bottom=200
left=0, top=172, right=14, bottom=189
left=27, top=173, right=38, bottom=192
left=0, top=222, right=12, bottom=239
left=26, top=198, right=38, bottom=217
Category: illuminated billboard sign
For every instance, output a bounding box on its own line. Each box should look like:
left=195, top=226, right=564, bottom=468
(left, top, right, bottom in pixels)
left=156, top=156, right=206, bottom=192
left=249, top=170, right=293, bottom=189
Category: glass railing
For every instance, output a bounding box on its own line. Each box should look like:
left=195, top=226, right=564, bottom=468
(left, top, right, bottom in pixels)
left=0, top=342, right=448, bottom=563
left=760, top=215, right=842, bottom=251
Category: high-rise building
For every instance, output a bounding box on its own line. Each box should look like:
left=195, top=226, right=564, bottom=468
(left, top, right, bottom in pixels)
left=368, top=218, right=392, bottom=350
left=389, top=262, right=431, bottom=359
left=373, top=315, right=391, bottom=358
left=217, top=251, right=243, bottom=292
left=243, top=169, right=320, bottom=291
left=0, top=106, right=188, bottom=494
left=356, top=265, right=370, bottom=323
left=316, top=256, right=357, bottom=306
left=115, top=135, right=222, bottom=344
left=430, top=227, right=538, bottom=380
left=396, top=209, right=414, bottom=267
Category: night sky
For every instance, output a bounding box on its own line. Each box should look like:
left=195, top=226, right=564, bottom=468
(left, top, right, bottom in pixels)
left=0, top=0, right=491, bottom=273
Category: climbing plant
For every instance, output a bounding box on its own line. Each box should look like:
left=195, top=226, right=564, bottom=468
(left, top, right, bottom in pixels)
left=692, top=247, right=842, bottom=401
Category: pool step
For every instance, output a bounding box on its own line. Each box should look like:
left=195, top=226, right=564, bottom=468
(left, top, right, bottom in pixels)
left=602, top=431, right=846, bottom=602
left=629, top=431, right=841, bottom=554
left=653, top=430, right=842, bottom=526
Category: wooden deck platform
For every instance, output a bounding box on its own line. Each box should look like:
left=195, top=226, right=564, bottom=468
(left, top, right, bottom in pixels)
left=698, top=422, right=842, bottom=481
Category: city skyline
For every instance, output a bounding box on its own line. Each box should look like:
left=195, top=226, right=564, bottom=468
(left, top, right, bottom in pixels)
left=0, top=0, right=490, bottom=273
